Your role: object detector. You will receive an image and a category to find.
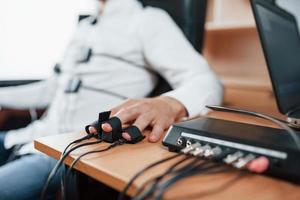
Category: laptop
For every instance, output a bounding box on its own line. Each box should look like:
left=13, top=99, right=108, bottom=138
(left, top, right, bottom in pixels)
left=251, top=0, right=300, bottom=128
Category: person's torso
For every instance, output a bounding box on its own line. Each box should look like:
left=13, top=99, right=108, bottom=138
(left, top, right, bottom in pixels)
left=42, top=0, right=158, bottom=134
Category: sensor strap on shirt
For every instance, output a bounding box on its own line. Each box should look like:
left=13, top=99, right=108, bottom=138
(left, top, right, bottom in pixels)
left=53, top=63, right=62, bottom=75
left=64, top=78, right=82, bottom=93
left=64, top=77, right=128, bottom=99
left=77, top=47, right=93, bottom=63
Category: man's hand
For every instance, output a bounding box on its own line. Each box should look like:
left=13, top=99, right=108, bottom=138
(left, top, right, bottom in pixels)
left=89, top=96, right=187, bottom=142
left=88, top=97, right=269, bottom=173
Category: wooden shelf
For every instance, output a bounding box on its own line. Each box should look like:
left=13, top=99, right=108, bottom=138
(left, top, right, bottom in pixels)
left=204, top=0, right=278, bottom=116
left=220, top=76, right=272, bottom=91
left=206, top=21, right=256, bottom=32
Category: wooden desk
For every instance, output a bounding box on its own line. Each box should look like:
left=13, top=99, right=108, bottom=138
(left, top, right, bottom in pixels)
left=34, top=113, right=300, bottom=200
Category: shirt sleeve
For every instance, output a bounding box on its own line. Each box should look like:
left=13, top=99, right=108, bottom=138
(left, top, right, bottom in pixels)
left=138, top=8, right=223, bottom=117
left=0, top=77, right=57, bottom=109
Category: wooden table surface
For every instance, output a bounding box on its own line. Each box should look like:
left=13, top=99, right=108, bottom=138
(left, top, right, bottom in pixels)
left=34, top=112, right=300, bottom=200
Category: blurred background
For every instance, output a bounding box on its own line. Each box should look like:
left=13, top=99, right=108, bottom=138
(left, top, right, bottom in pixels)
left=0, top=0, right=97, bottom=80
left=203, top=0, right=299, bottom=118
left=0, top=0, right=299, bottom=118
left=0, top=0, right=299, bottom=80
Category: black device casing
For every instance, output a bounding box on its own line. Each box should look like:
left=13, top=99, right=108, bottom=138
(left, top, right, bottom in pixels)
left=163, top=117, right=300, bottom=183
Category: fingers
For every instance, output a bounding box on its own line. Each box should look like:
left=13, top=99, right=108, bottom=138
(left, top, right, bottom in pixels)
left=116, top=106, right=141, bottom=124
left=122, top=132, right=131, bottom=141
left=101, top=123, right=112, bottom=132
left=110, top=99, right=137, bottom=116
left=133, top=114, right=153, bottom=132
left=102, top=105, right=141, bottom=133
left=96, top=98, right=178, bottom=143
left=121, top=114, right=153, bottom=141
left=247, top=156, right=269, bottom=173
left=88, top=126, right=97, bottom=134
left=149, top=124, right=165, bottom=143
left=122, top=118, right=165, bottom=143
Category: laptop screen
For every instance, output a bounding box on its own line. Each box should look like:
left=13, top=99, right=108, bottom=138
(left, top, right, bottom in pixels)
left=252, top=0, right=300, bottom=115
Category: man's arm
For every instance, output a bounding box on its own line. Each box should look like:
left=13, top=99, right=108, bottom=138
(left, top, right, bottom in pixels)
left=0, top=77, right=57, bottom=109
left=90, top=8, right=223, bottom=142
left=139, top=9, right=223, bottom=117
left=89, top=8, right=268, bottom=173
left=94, top=96, right=187, bottom=142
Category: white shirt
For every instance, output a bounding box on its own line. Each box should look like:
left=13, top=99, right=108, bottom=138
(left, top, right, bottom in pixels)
left=0, top=0, right=223, bottom=154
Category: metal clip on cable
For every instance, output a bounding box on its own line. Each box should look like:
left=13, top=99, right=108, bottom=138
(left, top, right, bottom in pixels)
left=224, top=151, right=244, bottom=165
left=191, top=144, right=210, bottom=157
left=233, top=154, right=256, bottom=169
left=181, top=142, right=201, bottom=154
left=204, top=146, right=222, bottom=158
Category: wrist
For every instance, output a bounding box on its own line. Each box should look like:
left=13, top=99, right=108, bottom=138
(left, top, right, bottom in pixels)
left=157, top=96, right=188, bottom=120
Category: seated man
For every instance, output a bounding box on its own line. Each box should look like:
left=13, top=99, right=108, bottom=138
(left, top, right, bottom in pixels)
left=0, top=0, right=267, bottom=199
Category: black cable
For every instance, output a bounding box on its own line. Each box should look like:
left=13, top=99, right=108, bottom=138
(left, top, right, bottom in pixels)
left=206, top=105, right=300, bottom=150
left=155, top=166, right=240, bottom=200
left=180, top=172, right=245, bottom=200
left=133, top=156, right=193, bottom=196
left=92, top=52, right=157, bottom=75
left=60, top=133, right=97, bottom=200
left=133, top=157, right=204, bottom=200
left=82, top=85, right=128, bottom=100
left=134, top=148, right=233, bottom=200
left=61, top=139, right=125, bottom=200
left=91, top=52, right=160, bottom=97
left=69, top=139, right=125, bottom=171
left=139, top=162, right=208, bottom=200
left=153, top=163, right=228, bottom=200
left=40, top=139, right=102, bottom=200
left=287, top=106, right=300, bottom=117
left=62, top=134, right=97, bottom=155
left=117, top=153, right=184, bottom=200
left=133, top=156, right=198, bottom=199
left=147, top=161, right=210, bottom=200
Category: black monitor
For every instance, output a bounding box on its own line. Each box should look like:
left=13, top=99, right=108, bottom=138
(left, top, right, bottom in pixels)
left=251, top=0, right=300, bottom=125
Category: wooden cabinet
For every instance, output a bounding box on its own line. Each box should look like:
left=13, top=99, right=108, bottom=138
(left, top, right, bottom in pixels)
left=204, top=0, right=285, bottom=119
